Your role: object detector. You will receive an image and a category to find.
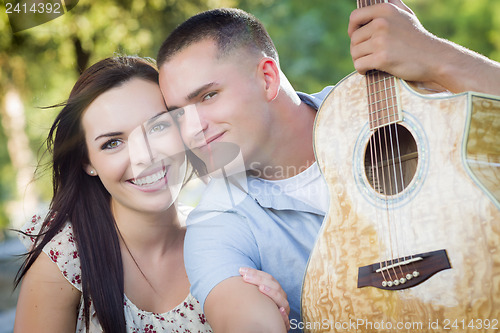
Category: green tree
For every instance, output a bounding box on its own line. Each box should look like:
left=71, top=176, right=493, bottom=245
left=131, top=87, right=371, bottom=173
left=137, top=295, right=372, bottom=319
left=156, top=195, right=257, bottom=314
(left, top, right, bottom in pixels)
left=244, top=0, right=500, bottom=93
left=408, top=0, right=500, bottom=61
left=241, top=0, right=356, bottom=93
left=1, top=0, right=499, bottom=233
left=0, top=0, right=237, bottom=231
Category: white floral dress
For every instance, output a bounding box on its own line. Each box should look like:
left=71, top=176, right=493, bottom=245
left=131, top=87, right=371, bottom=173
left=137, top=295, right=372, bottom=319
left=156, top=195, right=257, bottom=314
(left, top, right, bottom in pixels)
left=19, top=215, right=213, bottom=333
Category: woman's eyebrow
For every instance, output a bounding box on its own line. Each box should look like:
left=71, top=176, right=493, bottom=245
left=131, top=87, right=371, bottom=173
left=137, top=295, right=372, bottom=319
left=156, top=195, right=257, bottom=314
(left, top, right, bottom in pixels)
left=145, top=110, right=169, bottom=125
left=94, top=131, right=123, bottom=141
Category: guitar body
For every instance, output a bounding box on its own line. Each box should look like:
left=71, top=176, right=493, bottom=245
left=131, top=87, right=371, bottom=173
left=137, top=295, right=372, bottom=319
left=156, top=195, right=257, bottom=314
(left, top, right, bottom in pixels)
left=301, top=71, right=500, bottom=332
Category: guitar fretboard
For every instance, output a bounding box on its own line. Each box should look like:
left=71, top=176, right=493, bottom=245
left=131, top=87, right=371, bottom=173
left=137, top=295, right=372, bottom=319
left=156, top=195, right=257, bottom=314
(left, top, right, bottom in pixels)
left=367, top=71, right=401, bottom=130
left=357, top=0, right=402, bottom=130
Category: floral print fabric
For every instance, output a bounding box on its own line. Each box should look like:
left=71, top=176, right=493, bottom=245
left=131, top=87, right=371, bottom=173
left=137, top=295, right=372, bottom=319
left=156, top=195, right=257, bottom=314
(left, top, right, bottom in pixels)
left=19, top=215, right=212, bottom=333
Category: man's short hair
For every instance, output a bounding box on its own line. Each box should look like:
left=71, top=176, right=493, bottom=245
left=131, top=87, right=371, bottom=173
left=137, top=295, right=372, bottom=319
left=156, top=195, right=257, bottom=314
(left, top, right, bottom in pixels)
left=157, top=8, right=278, bottom=67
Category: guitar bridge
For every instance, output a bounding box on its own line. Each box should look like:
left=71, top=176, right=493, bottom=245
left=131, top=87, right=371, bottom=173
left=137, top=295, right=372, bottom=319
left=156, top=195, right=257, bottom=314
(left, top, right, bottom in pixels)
left=357, top=249, right=451, bottom=290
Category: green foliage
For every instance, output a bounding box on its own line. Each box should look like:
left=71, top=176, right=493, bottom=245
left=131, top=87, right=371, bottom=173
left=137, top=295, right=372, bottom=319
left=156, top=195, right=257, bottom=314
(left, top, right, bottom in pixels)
left=242, top=0, right=356, bottom=93
left=0, top=0, right=499, bottom=230
left=407, top=0, right=500, bottom=61
left=0, top=0, right=233, bottom=229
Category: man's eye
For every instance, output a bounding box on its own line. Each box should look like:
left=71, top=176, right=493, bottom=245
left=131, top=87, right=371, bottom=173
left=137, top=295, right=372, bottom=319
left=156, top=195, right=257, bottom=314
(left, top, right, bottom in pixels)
left=172, top=108, right=185, bottom=120
left=101, top=139, right=122, bottom=150
left=202, top=92, right=217, bottom=101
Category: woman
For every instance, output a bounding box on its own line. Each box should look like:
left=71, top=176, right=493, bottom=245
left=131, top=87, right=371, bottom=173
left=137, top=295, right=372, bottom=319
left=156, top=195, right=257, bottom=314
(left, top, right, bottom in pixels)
left=14, top=56, right=289, bottom=332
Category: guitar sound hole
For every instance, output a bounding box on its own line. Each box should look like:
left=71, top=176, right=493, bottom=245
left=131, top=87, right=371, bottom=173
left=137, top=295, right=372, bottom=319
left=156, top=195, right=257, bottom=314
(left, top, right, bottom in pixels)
left=364, top=124, right=418, bottom=195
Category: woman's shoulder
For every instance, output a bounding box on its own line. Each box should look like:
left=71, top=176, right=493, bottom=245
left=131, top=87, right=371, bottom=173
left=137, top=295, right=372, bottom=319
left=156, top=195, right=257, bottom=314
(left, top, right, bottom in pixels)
left=19, top=214, right=83, bottom=291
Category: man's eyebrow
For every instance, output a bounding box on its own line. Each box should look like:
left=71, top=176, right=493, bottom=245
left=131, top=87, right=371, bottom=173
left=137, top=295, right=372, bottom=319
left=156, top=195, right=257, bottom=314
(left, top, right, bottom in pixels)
left=167, top=82, right=216, bottom=111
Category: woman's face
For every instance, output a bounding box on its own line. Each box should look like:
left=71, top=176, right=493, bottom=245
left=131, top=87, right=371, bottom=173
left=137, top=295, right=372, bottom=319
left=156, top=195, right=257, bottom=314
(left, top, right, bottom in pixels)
left=82, top=78, right=186, bottom=215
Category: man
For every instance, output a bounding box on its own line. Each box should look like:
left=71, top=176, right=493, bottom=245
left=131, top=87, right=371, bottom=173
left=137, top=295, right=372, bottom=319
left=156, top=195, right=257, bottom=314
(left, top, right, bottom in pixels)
left=156, top=1, right=500, bottom=332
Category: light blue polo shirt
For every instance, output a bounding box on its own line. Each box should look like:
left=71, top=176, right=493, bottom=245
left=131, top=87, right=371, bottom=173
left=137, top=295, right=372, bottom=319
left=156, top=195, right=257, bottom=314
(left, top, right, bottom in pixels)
left=184, top=88, right=333, bottom=332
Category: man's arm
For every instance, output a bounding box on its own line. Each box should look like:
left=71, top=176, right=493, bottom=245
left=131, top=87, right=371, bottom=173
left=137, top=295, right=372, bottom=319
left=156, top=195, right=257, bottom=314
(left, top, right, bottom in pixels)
left=241, top=267, right=291, bottom=331
left=184, top=210, right=288, bottom=333
left=205, top=276, right=287, bottom=333
left=348, top=0, right=500, bottom=95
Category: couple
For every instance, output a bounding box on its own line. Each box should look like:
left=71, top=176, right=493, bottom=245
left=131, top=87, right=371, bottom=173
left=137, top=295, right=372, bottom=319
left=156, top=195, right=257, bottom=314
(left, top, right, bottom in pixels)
left=14, top=1, right=500, bottom=332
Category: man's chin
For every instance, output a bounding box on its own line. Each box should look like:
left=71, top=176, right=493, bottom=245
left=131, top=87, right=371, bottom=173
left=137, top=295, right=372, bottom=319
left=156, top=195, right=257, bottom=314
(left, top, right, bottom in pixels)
left=193, top=142, right=245, bottom=177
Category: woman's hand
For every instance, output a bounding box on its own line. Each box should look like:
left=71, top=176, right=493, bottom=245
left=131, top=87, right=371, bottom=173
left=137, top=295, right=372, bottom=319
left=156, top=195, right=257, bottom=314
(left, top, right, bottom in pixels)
left=239, top=267, right=290, bottom=331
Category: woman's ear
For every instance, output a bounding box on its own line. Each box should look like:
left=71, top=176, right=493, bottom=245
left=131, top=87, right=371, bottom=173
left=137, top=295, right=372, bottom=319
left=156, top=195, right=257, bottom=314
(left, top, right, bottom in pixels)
left=259, top=57, right=281, bottom=102
left=84, top=164, right=98, bottom=176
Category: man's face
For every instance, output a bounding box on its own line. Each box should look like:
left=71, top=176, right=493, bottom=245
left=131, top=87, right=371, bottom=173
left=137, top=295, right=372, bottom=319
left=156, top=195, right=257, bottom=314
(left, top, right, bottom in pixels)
left=159, top=39, right=274, bottom=174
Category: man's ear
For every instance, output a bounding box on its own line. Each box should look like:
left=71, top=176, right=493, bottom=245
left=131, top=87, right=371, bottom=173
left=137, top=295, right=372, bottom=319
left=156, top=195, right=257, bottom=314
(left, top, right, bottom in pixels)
left=259, top=57, right=281, bottom=102
left=84, top=164, right=98, bottom=176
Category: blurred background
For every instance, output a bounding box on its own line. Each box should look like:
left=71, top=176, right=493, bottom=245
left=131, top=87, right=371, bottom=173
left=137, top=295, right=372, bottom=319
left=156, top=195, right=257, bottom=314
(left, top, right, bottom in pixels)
left=1, top=0, right=499, bottom=331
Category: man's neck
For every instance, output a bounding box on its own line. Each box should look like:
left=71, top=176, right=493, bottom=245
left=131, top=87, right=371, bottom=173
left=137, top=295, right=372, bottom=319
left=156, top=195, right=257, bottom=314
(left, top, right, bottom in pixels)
left=254, top=99, right=317, bottom=180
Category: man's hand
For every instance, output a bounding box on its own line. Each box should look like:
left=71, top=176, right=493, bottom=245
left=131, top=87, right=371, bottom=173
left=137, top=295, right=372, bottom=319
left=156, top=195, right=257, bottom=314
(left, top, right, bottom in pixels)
left=348, top=0, right=500, bottom=95
left=348, top=0, right=438, bottom=83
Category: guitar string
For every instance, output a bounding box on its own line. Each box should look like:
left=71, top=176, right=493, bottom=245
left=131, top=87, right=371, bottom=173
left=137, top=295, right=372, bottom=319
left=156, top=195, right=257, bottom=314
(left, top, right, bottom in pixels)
left=384, top=73, right=407, bottom=282
left=376, top=70, right=401, bottom=282
left=390, top=81, right=415, bottom=281
left=380, top=73, right=397, bottom=280
left=361, top=0, right=390, bottom=283
left=370, top=0, right=411, bottom=285
left=362, top=0, right=392, bottom=285
left=364, top=0, right=408, bottom=287
left=369, top=76, right=390, bottom=284
left=372, top=0, right=402, bottom=284
left=370, top=72, right=396, bottom=283
left=362, top=7, right=420, bottom=324
left=380, top=54, right=421, bottom=313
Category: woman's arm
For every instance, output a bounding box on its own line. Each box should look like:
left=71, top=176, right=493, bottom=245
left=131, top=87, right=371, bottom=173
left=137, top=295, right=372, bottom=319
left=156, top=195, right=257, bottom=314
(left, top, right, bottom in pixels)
left=14, top=252, right=81, bottom=333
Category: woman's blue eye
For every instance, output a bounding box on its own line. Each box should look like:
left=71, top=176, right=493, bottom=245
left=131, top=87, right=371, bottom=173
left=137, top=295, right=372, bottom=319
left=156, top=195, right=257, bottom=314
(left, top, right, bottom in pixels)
left=149, top=122, right=171, bottom=134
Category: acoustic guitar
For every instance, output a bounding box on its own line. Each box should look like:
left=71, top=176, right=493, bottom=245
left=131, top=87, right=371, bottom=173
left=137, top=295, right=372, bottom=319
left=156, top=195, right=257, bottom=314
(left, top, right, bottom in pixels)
left=300, top=1, right=500, bottom=332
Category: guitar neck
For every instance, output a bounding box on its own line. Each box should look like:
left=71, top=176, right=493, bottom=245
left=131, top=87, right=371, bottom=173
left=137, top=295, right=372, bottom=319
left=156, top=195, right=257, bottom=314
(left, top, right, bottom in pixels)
left=366, top=70, right=401, bottom=129
left=357, top=0, right=402, bottom=129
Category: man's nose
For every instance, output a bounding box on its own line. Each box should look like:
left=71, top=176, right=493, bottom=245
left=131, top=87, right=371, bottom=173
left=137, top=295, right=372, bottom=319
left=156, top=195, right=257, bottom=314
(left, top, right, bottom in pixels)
left=128, top=125, right=155, bottom=176
left=180, top=104, right=208, bottom=146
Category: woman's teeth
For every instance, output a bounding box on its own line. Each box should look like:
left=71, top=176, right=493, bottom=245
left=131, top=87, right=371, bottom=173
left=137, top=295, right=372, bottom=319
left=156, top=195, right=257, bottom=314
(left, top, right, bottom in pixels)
left=131, top=168, right=167, bottom=186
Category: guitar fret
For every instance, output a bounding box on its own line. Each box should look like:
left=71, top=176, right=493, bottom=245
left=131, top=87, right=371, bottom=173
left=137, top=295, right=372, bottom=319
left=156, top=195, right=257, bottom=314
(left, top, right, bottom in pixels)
left=368, top=96, right=397, bottom=104
left=368, top=92, right=397, bottom=98
left=368, top=99, right=398, bottom=111
left=369, top=103, right=397, bottom=111
left=368, top=87, right=396, bottom=92
left=369, top=110, right=400, bottom=120
left=369, top=105, right=398, bottom=113
left=368, top=79, right=395, bottom=86
left=370, top=113, right=400, bottom=125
